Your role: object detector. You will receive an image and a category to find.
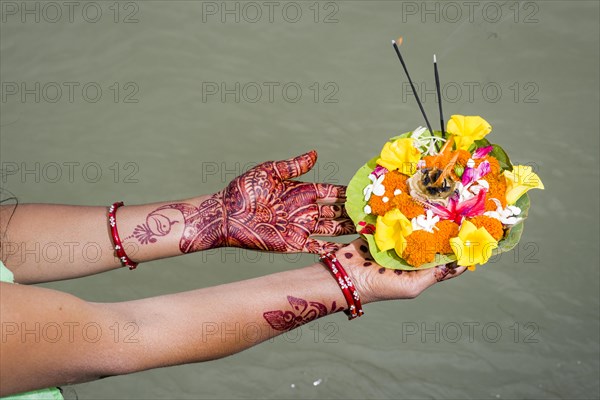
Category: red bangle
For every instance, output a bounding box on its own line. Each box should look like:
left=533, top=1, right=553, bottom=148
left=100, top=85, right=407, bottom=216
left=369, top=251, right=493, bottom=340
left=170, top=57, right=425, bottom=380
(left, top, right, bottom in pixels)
left=108, top=202, right=138, bottom=270
left=320, top=252, right=364, bottom=320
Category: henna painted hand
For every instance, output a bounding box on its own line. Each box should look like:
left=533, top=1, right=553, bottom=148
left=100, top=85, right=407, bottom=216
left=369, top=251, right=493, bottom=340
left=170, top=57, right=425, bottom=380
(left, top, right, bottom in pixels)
left=335, top=239, right=467, bottom=304
left=126, top=151, right=354, bottom=255
left=218, top=150, right=354, bottom=254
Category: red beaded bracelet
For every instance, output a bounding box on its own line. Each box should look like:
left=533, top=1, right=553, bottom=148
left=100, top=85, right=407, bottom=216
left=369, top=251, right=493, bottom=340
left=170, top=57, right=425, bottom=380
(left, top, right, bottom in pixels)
left=320, top=252, right=364, bottom=320
left=108, top=202, right=138, bottom=270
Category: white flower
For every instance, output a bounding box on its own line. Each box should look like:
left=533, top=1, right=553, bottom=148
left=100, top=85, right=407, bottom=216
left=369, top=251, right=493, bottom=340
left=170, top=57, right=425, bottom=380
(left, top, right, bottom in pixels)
left=364, top=205, right=372, bottom=215
left=394, top=189, right=402, bottom=196
left=410, top=126, right=427, bottom=142
left=457, top=179, right=489, bottom=202
left=410, top=126, right=446, bottom=156
left=484, top=198, right=522, bottom=226
left=470, top=179, right=489, bottom=195
left=363, top=173, right=385, bottom=201
left=411, top=210, right=440, bottom=233
left=382, top=196, right=389, bottom=203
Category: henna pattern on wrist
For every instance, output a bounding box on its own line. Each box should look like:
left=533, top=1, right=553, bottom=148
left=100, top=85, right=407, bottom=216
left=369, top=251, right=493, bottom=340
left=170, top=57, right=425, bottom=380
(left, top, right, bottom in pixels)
left=263, top=295, right=344, bottom=332
left=125, top=194, right=227, bottom=252
left=129, top=211, right=179, bottom=245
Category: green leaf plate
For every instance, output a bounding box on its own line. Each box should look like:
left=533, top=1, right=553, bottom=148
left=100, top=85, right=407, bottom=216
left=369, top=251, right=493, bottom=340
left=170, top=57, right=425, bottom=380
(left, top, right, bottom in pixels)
left=347, top=138, right=530, bottom=270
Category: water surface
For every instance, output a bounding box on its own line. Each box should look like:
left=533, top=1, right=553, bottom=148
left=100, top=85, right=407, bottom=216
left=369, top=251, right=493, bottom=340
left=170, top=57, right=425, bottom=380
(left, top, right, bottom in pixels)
left=1, top=1, right=598, bottom=399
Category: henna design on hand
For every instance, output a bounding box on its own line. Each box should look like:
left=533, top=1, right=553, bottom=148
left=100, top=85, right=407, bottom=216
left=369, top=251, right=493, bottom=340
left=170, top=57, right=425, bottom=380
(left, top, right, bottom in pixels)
left=128, top=151, right=355, bottom=254
left=263, top=295, right=345, bottom=332
left=221, top=151, right=353, bottom=253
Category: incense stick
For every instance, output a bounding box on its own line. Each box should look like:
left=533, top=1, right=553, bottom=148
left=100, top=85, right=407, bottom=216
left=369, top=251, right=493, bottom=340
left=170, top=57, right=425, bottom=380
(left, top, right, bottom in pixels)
left=433, top=54, right=446, bottom=139
left=391, top=38, right=434, bottom=135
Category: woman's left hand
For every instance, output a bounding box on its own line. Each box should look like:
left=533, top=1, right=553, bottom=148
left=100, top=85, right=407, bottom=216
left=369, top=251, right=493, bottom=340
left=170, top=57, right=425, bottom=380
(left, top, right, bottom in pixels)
left=335, top=239, right=468, bottom=304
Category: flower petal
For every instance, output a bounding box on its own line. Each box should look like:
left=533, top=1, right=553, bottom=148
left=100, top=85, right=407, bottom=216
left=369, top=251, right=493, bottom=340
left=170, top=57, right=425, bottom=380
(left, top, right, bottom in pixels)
left=451, top=221, right=498, bottom=266
left=376, top=138, right=421, bottom=175
left=504, top=165, right=544, bottom=204
left=457, top=220, right=478, bottom=242
left=473, top=145, right=494, bottom=159
left=374, top=209, right=412, bottom=254
left=446, top=115, right=492, bottom=150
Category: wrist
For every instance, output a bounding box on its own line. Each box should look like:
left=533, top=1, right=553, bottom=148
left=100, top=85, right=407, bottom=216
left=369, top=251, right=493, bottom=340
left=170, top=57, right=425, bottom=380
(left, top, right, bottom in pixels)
left=344, top=263, right=377, bottom=305
left=319, top=253, right=365, bottom=319
left=329, top=243, right=380, bottom=304
left=179, top=192, right=228, bottom=252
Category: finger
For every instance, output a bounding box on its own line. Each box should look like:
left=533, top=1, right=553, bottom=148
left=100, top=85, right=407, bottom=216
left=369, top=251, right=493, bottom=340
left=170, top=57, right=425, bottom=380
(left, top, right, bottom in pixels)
left=274, top=150, right=317, bottom=180
left=313, top=219, right=356, bottom=236
left=314, top=183, right=347, bottom=203
left=318, top=204, right=348, bottom=219
left=303, top=238, right=345, bottom=254
left=438, top=263, right=468, bottom=282
left=415, top=263, right=467, bottom=292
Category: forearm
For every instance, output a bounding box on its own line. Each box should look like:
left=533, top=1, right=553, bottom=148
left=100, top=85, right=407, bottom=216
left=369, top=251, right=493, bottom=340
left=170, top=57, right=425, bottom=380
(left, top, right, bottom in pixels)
left=108, top=263, right=349, bottom=369
left=0, top=194, right=224, bottom=283
left=0, top=262, right=351, bottom=395
left=1, top=239, right=462, bottom=396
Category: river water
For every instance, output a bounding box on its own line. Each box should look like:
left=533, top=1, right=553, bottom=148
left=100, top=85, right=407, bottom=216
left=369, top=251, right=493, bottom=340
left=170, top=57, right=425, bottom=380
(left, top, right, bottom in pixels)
left=1, top=1, right=598, bottom=399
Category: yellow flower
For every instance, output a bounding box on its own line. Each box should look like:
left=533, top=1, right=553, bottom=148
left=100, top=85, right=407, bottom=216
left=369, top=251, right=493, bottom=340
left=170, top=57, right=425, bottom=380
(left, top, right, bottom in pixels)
left=376, top=138, right=421, bottom=175
left=503, top=165, right=544, bottom=205
left=375, top=208, right=413, bottom=257
left=449, top=220, right=498, bottom=268
left=446, top=115, right=492, bottom=150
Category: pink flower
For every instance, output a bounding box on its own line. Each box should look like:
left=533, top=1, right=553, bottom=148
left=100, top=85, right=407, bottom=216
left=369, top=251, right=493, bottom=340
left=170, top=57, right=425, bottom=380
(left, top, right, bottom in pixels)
left=372, top=165, right=388, bottom=178
left=462, top=160, right=491, bottom=187
left=472, top=145, right=493, bottom=159
left=426, top=189, right=487, bottom=224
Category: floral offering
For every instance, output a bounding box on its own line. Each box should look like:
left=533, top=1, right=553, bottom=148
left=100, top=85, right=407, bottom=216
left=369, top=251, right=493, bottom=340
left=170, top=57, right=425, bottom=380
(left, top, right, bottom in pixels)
left=347, top=115, right=544, bottom=271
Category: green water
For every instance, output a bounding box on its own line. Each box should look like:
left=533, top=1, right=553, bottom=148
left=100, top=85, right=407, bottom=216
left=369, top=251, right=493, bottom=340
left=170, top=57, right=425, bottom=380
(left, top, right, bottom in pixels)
left=1, top=1, right=598, bottom=398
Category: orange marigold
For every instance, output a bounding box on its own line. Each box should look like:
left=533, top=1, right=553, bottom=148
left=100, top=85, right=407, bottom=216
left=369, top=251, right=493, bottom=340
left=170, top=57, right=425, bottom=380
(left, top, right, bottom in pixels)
left=392, top=193, right=425, bottom=219
left=423, top=149, right=471, bottom=181
left=403, top=230, right=437, bottom=267
left=482, top=173, right=507, bottom=211
left=431, top=220, right=460, bottom=254
left=368, top=193, right=393, bottom=216
left=368, top=170, right=420, bottom=216
left=384, top=170, right=410, bottom=193
left=482, top=156, right=501, bottom=176
left=401, top=219, right=460, bottom=267
left=468, top=215, right=504, bottom=241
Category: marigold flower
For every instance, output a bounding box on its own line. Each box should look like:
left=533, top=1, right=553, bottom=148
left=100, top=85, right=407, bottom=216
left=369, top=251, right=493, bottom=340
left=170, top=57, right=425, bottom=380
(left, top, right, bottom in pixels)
left=368, top=171, right=423, bottom=217
left=392, top=194, right=426, bottom=219
left=482, top=170, right=507, bottom=211
left=401, top=219, right=459, bottom=267
left=467, top=215, right=504, bottom=241
left=484, top=156, right=502, bottom=176
left=403, top=230, right=437, bottom=267
left=432, top=220, right=460, bottom=254
left=423, top=149, right=471, bottom=181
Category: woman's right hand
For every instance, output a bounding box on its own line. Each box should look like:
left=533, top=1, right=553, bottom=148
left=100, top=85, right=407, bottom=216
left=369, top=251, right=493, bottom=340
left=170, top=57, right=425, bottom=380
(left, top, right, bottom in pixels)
left=333, top=239, right=467, bottom=304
